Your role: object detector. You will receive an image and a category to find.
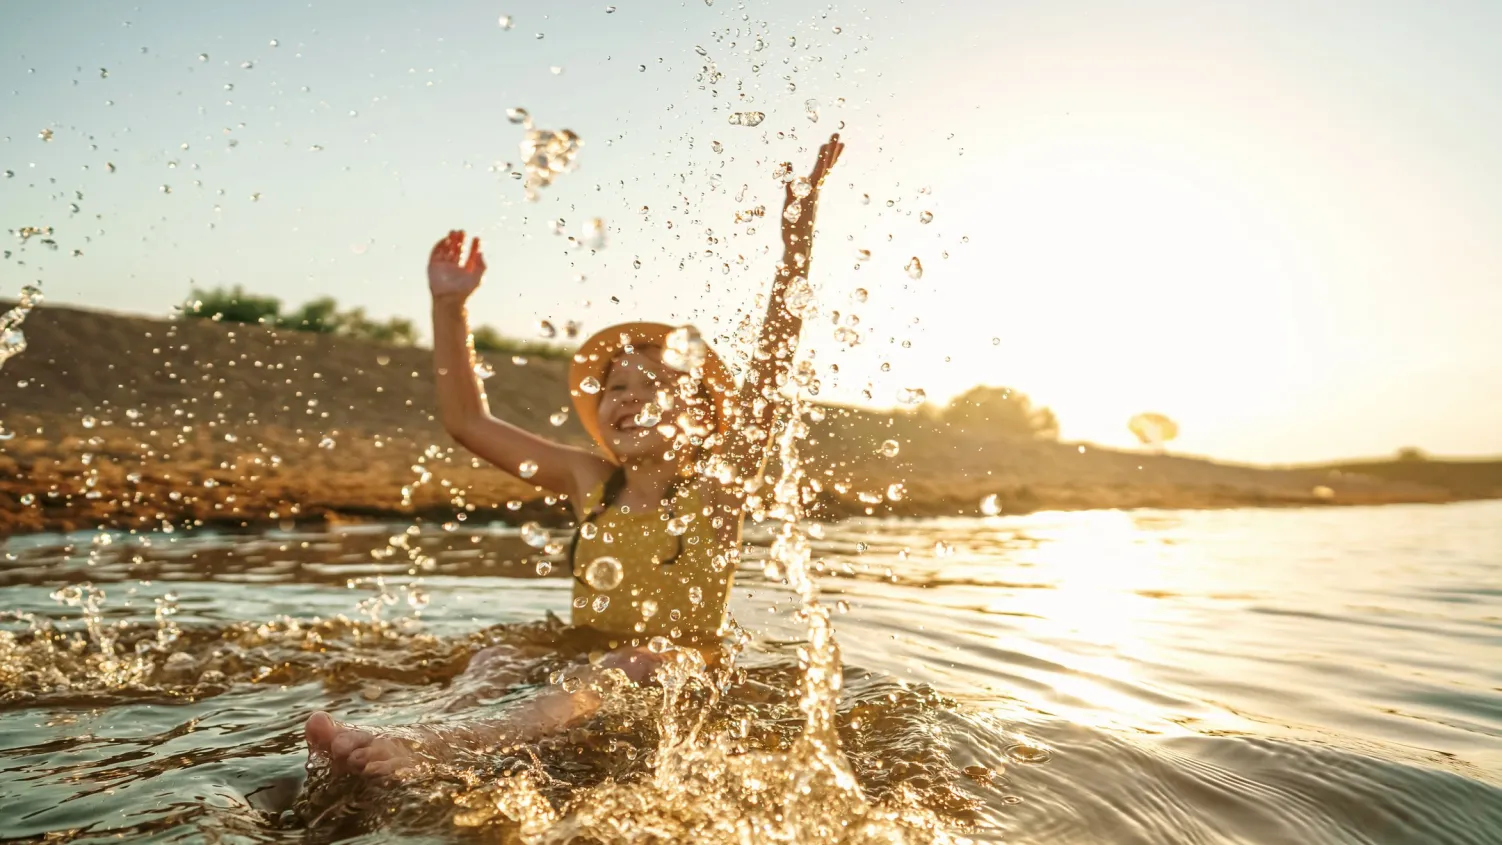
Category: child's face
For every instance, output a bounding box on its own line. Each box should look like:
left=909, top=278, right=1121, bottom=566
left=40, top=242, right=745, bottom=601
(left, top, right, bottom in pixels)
left=597, top=350, right=676, bottom=461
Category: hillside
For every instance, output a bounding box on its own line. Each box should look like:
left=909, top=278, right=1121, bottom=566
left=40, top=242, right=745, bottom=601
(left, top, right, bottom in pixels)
left=1, top=304, right=1497, bottom=535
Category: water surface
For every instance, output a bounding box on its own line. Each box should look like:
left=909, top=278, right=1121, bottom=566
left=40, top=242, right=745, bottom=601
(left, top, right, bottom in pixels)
left=2, top=501, right=1500, bottom=843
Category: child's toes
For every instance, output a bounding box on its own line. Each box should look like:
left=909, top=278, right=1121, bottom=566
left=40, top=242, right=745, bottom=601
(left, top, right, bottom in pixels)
left=304, top=711, right=339, bottom=752
left=330, top=730, right=373, bottom=761
left=347, top=747, right=371, bottom=769
left=362, top=759, right=397, bottom=777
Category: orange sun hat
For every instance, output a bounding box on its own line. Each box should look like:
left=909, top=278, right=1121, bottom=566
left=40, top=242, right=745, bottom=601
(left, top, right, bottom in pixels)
left=568, top=322, right=738, bottom=458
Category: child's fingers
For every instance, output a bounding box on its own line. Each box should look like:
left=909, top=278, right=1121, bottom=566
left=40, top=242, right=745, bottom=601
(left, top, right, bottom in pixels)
left=464, top=236, right=481, bottom=270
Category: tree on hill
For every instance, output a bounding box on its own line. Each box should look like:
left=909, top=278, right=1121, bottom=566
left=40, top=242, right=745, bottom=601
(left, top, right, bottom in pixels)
left=1128, top=412, right=1179, bottom=451
left=934, top=385, right=1059, bottom=439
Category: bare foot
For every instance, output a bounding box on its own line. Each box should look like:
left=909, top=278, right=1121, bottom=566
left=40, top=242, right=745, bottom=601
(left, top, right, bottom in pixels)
left=304, top=710, right=417, bottom=778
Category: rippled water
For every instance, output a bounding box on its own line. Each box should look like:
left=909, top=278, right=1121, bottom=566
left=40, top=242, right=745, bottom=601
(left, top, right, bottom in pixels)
left=3, top=500, right=1500, bottom=843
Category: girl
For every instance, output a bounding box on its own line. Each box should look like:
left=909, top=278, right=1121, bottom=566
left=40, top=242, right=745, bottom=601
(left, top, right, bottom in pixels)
left=305, top=134, right=845, bottom=778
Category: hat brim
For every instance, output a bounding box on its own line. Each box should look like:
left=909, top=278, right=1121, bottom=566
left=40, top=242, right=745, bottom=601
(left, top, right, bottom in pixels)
left=568, top=322, right=737, bottom=460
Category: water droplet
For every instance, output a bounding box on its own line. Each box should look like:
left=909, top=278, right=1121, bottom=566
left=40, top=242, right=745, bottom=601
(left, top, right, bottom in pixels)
left=1006, top=743, right=1052, bottom=764
left=497, top=14, right=514, bottom=29
left=897, top=387, right=927, bottom=406
left=573, top=596, right=588, bottom=609
left=583, top=556, right=624, bottom=591
left=579, top=376, right=601, bottom=395
left=852, top=287, right=868, bottom=302
left=561, top=674, right=583, bottom=693
left=38, top=128, right=54, bottom=142
left=648, top=635, right=673, bottom=653
left=784, top=276, right=814, bottom=317
left=992, top=337, right=1001, bottom=346
left=605, top=5, right=616, bottom=12
left=591, top=594, right=611, bottom=612
left=981, top=493, right=1002, bottom=516
left=518, top=459, right=539, bottom=479
left=582, top=217, right=606, bottom=249
left=521, top=521, right=550, bottom=548
left=81, top=415, right=97, bottom=429
left=318, top=436, right=336, bottom=449
left=507, top=106, right=530, bottom=125
left=804, top=98, right=820, bottom=122
left=550, top=66, right=564, bottom=75
left=790, top=177, right=813, bottom=199
left=198, top=53, right=209, bottom=61
left=666, top=516, right=690, bottom=536
left=919, top=210, right=934, bottom=224
left=904, top=256, right=924, bottom=279
left=728, top=111, right=765, bottom=127
left=880, top=439, right=899, bottom=458
left=580, top=522, right=599, bottom=540
left=19, top=493, right=35, bottom=506
left=550, top=409, right=569, bottom=426
left=782, top=201, right=802, bottom=223
left=641, top=598, right=659, bottom=619
left=886, top=483, right=906, bottom=501
left=535, top=560, right=553, bottom=576
left=689, top=586, right=703, bottom=604
left=473, top=359, right=495, bottom=380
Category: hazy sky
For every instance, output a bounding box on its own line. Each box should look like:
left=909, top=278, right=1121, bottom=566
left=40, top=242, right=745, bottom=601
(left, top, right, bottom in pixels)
left=4, top=0, right=1500, bottom=463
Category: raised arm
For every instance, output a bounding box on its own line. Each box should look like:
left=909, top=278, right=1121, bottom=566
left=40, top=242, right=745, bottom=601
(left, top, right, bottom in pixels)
left=428, top=230, right=612, bottom=503
left=722, top=135, right=844, bottom=476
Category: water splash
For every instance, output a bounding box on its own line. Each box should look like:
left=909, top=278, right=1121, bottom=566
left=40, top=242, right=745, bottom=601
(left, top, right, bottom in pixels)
left=662, top=325, right=709, bottom=373
left=517, top=120, right=583, bottom=202
left=0, top=284, right=43, bottom=371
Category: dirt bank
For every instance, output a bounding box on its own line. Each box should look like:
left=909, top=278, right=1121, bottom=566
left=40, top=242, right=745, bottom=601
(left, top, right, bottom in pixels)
left=2, top=304, right=1497, bottom=535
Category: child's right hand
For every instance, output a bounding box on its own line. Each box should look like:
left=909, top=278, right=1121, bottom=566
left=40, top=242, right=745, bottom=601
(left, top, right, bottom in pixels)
left=428, top=229, right=486, bottom=302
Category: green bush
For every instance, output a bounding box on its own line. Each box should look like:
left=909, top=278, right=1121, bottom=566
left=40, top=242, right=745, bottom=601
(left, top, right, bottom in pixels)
left=471, top=325, right=574, bottom=361
left=186, top=285, right=282, bottom=325
left=182, top=286, right=535, bottom=354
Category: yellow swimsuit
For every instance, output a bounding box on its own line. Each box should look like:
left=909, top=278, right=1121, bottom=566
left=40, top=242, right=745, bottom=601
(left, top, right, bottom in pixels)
left=570, top=481, right=741, bottom=646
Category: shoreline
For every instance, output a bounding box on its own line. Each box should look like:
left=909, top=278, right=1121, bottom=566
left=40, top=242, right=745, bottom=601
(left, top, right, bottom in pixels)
left=2, top=304, right=1498, bottom=536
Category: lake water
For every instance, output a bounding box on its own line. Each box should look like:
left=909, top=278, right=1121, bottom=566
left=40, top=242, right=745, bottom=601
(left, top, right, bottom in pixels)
left=2, top=500, right=1500, bottom=843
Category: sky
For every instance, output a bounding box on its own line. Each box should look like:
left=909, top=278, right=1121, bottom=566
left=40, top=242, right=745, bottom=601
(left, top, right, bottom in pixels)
left=4, top=0, right=1501, bottom=464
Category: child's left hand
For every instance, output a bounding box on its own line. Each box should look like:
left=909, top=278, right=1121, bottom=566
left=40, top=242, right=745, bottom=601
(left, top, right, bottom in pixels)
left=780, top=133, right=845, bottom=251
